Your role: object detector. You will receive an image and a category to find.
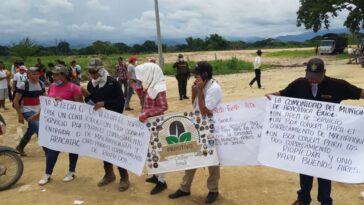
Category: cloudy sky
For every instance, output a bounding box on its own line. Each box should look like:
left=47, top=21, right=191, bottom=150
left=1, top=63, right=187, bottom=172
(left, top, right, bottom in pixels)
left=0, top=0, right=347, bottom=45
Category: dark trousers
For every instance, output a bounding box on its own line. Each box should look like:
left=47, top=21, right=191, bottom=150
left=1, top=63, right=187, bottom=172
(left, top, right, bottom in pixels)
left=297, top=174, right=332, bottom=205
left=249, top=69, right=261, bottom=88
left=45, top=148, right=78, bottom=175
left=176, top=75, right=188, bottom=98
left=118, top=79, right=128, bottom=98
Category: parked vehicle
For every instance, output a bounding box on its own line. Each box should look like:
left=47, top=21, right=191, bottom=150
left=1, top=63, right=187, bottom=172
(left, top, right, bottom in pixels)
left=319, top=33, right=348, bottom=55
left=0, top=114, right=23, bottom=191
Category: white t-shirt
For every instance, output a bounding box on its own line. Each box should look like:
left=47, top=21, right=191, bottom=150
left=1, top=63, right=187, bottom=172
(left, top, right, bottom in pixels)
left=0, top=70, right=8, bottom=89
left=253, top=56, right=262, bottom=69
left=194, top=79, right=222, bottom=111
left=13, top=72, right=27, bottom=87
left=348, top=47, right=353, bottom=55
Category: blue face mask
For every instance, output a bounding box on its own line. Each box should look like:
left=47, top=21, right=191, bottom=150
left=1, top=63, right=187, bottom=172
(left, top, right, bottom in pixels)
left=55, top=80, right=63, bottom=86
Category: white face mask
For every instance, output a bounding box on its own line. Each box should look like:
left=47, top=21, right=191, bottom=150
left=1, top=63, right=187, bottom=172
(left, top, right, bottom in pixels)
left=179, top=58, right=184, bottom=61
left=55, top=80, right=63, bottom=86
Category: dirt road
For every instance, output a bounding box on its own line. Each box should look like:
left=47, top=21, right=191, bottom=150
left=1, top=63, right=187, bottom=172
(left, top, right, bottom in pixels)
left=1, top=52, right=364, bottom=205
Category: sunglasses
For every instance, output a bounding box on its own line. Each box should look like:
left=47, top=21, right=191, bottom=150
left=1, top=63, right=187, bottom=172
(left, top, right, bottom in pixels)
left=88, top=71, right=98, bottom=74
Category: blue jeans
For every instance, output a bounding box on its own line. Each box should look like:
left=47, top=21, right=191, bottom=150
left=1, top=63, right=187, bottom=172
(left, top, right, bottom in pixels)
left=124, top=83, right=134, bottom=108
left=297, top=174, right=332, bottom=205
left=21, top=111, right=39, bottom=145
left=44, top=148, right=78, bottom=175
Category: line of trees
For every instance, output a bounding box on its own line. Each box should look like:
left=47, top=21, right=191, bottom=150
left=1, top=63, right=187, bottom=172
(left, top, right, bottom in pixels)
left=0, top=33, right=363, bottom=60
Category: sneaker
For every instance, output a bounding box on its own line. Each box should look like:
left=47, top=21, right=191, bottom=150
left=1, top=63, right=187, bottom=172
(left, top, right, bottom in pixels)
left=39, top=174, right=51, bottom=185
left=150, top=181, right=167, bottom=195
left=63, top=171, right=76, bottom=182
left=258, top=86, right=265, bottom=89
left=205, top=192, right=219, bottom=204
left=183, top=96, right=189, bottom=99
left=179, top=97, right=182, bottom=100
left=125, top=107, right=134, bottom=111
left=145, top=175, right=158, bottom=184
left=249, top=84, right=252, bottom=88
left=168, top=189, right=191, bottom=199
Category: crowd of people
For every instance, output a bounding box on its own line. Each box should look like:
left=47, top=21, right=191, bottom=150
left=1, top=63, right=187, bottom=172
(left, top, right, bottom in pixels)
left=0, top=52, right=364, bottom=205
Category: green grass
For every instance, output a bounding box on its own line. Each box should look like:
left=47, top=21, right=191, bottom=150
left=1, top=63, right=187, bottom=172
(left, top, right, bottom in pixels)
left=164, top=57, right=264, bottom=76
left=265, top=49, right=317, bottom=58
left=265, top=49, right=349, bottom=60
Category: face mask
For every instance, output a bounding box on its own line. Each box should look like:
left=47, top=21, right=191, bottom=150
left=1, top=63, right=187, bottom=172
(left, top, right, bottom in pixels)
left=179, top=58, right=184, bottom=61
left=55, top=80, right=63, bottom=86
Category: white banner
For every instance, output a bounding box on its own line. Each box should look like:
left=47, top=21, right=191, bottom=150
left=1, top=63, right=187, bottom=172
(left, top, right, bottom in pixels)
left=38, top=96, right=150, bottom=176
left=214, top=97, right=266, bottom=165
left=258, top=96, right=364, bottom=183
left=146, top=111, right=219, bottom=174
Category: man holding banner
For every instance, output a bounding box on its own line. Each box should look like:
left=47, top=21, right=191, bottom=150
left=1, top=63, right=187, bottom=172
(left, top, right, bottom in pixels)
left=169, top=61, right=222, bottom=204
left=267, top=58, right=364, bottom=205
left=81, top=59, right=130, bottom=192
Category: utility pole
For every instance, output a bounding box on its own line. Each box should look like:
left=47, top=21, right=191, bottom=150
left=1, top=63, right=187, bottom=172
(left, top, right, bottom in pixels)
left=154, top=0, right=164, bottom=68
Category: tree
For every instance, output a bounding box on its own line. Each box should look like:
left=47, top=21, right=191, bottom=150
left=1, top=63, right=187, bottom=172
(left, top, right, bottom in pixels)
left=205, top=34, right=228, bottom=50
left=0, top=45, right=9, bottom=56
left=297, top=0, right=364, bottom=33
left=92, top=41, right=117, bottom=55
left=185, top=37, right=206, bottom=51
left=56, top=41, right=71, bottom=55
left=142, top=40, right=158, bottom=53
left=10, top=37, right=38, bottom=60
left=114, top=42, right=130, bottom=53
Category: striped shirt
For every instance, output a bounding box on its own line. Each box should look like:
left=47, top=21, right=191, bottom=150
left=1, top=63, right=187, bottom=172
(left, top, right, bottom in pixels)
left=16, top=81, right=45, bottom=113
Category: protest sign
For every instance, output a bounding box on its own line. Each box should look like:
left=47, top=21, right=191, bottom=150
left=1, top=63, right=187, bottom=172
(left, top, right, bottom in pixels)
left=258, top=96, right=364, bottom=183
left=213, top=97, right=266, bottom=165
left=146, top=110, right=219, bottom=174
left=38, top=96, right=150, bottom=176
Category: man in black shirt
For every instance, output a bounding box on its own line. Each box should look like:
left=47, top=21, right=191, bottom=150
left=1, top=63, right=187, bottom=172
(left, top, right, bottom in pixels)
left=173, top=54, right=190, bottom=100
left=81, top=59, right=129, bottom=192
left=267, top=58, right=364, bottom=205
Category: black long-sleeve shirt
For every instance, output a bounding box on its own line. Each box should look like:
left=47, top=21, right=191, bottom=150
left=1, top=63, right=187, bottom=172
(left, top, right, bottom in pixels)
left=86, top=76, right=124, bottom=113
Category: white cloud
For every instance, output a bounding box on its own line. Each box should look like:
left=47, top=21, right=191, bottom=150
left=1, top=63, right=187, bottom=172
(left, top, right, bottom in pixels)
left=87, top=0, right=111, bottom=11
left=37, top=0, right=74, bottom=13
left=68, top=21, right=114, bottom=32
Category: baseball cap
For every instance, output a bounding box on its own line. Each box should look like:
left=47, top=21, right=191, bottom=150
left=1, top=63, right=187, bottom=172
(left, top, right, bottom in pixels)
left=52, top=64, right=68, bottom=74
left=19, top=65, right=27, bottom=71
left=128, top=56, right=138, bottom=63
left=87, top=59, right=104, bottom=71
left=305, top=58, right=325, bottom=80
left=28, top=67, right=40, bottom=72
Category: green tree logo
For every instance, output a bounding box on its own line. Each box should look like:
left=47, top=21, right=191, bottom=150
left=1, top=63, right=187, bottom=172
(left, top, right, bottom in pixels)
left=166, top=121, right=192, bottom=145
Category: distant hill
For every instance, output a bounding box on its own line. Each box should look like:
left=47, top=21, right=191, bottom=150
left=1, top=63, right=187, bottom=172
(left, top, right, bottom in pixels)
left=275, top=28, right=350, bottom=42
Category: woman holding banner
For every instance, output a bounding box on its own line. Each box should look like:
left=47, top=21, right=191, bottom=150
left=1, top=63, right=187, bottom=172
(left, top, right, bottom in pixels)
left=81, top=59, right=130, bottom=192
left=135, top=62, right=168, bottom=195
left=38, top=64, right=83, bottom=186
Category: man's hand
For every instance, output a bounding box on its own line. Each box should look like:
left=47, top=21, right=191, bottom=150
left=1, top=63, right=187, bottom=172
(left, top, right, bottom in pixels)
left=81, top=87, right=90, bottom=97
left=18, top=115, right=25, bottom=124
left=265, top=92, right=280, bottom=100
left=27, top=114, right=39, bottom=123
left=93, top=101, right=105, bottom=110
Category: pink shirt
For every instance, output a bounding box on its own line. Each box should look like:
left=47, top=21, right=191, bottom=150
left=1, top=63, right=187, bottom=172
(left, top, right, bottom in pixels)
left=48, top=82, right=81, bottom=101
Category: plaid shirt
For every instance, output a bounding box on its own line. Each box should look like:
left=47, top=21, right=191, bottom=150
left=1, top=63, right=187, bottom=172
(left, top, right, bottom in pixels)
left=115, top=63, right=128, bottom=80
left=140, top=91, right=168, bottom=119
